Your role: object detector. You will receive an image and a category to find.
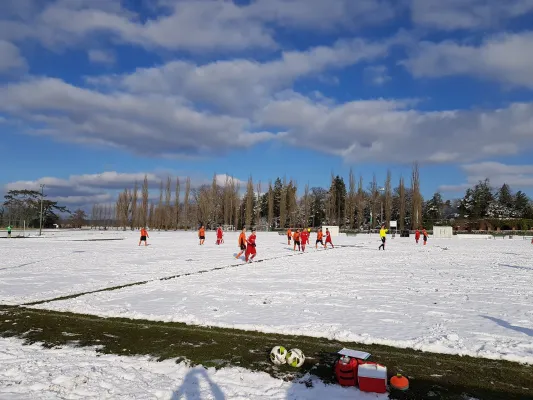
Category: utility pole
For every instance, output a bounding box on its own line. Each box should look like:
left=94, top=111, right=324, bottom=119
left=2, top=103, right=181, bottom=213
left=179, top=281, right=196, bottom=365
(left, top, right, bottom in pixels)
left=39, top=184, right=45, bottom=236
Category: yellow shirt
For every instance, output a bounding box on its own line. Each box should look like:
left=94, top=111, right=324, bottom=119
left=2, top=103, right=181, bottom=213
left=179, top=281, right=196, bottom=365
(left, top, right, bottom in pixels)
left=380, top=228, right=388, bottom=238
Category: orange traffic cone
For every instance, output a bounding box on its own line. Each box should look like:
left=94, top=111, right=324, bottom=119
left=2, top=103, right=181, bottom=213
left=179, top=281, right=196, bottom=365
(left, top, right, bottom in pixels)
left=390, top=374, right=409, bottom=391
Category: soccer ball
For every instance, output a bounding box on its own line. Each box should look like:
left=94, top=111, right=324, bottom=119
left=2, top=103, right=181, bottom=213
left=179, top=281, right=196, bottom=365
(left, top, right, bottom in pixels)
left=270, top=346, right=287, bottom=365
left=286, top=348, right=305, bottom=367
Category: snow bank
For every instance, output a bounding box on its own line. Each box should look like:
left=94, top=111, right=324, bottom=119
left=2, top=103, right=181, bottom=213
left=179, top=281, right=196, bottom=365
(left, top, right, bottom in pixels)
left=0, top=337, right=387, bottom=399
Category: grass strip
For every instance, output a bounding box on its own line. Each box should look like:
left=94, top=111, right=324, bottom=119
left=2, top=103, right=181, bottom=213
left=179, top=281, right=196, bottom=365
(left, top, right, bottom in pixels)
left=0, top=305, right=531, bottom=400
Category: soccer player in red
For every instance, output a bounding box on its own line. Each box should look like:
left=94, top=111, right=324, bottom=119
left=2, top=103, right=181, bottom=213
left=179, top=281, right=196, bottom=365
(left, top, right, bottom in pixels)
left=216, top=225, right=223, bottom=245
left=300, top=229, right=308, bottom=252
left=245, top=228, right=257, bottom=262
left=324, top=228, right=334, bottom=249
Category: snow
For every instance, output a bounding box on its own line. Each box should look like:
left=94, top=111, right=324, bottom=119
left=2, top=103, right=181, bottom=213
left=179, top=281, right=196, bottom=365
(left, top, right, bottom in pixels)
left=0, top=337, right=385, bottom=399
left=2, top=230, right=533, bottom=365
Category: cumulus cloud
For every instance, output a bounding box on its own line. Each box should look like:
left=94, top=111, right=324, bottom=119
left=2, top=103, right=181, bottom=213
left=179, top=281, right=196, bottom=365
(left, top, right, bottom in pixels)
left=0, top=0, right=401, bottom=53
left=0, top=40, right=26, bottom=72
left=87, top=49, right=115, bottom=65
left=364, top=65, right=391, bottom=85
left=401, top=31, right=533, bottom=88
left=87, top=37, right=390, bottom=114
left=410, top=0, right=533, bottom=30
left=439, top=162, right=533, bottom=193
left=0, top=77, right=277, bottom=157
left=4, top=171, right=245, bottom=208
left=256, top=94, right=533, bottom=164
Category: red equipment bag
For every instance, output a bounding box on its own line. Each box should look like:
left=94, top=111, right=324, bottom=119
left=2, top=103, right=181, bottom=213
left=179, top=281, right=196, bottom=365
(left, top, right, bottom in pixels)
left=334, top=356, right=362, bottom=387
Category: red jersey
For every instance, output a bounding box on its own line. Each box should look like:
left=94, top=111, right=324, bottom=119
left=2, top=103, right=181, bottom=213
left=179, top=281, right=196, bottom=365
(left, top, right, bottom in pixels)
left=300, top=231, right=308, bottom=243
left=217, top=228, right=223, bottom=238
left=247, top=234, right=256, bottom=246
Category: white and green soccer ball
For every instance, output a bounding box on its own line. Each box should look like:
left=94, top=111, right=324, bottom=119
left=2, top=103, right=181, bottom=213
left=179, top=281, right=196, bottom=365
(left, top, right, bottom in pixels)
left=270, top=346, right=287, bottom=365
left=286, top=348, right=305, bottom=367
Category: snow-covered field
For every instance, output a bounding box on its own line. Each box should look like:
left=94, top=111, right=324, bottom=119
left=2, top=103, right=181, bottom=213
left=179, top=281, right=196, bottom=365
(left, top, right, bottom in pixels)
left=0, top=337, right=384, bottom=399
left=2, top=230, right=533, bottom=365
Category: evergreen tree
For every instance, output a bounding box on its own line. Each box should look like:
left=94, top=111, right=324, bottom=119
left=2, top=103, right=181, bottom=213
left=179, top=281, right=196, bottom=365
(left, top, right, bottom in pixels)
left=310, top=187, right=327, bottom=227
left=460, top=179, right=493, bottom=219
left=497, top=184, right=514, bottom=209
left=514, top=191, right=531, bottom=218
left=424, top=192, right=444, bottom=226
left=328, top=175, right=346, bottom=226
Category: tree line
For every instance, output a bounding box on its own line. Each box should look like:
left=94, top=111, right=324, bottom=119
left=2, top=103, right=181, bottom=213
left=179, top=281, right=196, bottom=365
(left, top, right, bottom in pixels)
left=2, top=165, right=531, bottom=232
left=89, top=164, right=425, bottom=231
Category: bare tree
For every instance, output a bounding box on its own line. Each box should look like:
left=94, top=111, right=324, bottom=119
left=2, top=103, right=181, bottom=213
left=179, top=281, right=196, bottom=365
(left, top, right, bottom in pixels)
left=255, top=180, right=262, bottom=227
left=399, top=176, right=406, bottom=231
left=130, top=181, right=138, bottom=230
left=303, top=183, right=310, bottom=227
left=116, top=189, right=131, bottom=230
left=174, top=177, right=180, bottom=229
left=326, top=173, right=337, bottom=224
left=148, top=203, right=155, bottom=228
left=233, top=181, right=240, bottom=229
left=267, top=180, right=274, bottom=229
left=287, top=180, right=298, bottom=227
left=385, top=170, right=392, bottom=228
left=155, top=180, right=164, bottom=230
left=356, top=176, right=365, bottom=230
left=141, top=175, right=149, bottom=228
left=279, top=177, right=287, bottom=228
left=223, top=176, right=232, bottom=227
left=411, top=162, right=422, bottom=229
left=211, top=174, right=218, bottom=226
left=348, top=168, right=356, bottom=229
left=164, top=176, right=172, bottom=230
left=245, top=176, right=254, bottom=228
left=91, top=204, right=98, bottom=229
left=183, top=177, right=191, bottom=229
left=370, top=175, right=379, bottom=229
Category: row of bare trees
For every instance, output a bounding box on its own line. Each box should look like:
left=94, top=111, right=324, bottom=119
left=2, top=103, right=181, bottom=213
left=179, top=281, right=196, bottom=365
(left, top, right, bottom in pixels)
left=90, top=163, right=423, bottom=231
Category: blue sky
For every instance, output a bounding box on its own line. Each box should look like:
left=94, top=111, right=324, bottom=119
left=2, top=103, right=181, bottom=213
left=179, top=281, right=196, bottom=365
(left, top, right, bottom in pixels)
left=1, top=0, right=533, bottom=208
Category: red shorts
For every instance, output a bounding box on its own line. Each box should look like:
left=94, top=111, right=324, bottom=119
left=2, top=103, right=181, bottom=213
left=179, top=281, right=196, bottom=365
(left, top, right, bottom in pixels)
left=246, top=246, right=256, bottom=256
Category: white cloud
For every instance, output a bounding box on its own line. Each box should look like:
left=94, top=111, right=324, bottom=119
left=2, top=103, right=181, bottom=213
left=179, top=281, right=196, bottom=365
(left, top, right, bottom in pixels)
left=4, top=171, right=245, bottom=208
left=0, top=0, right=402, bottom=54
left=0, top=77, right=277, bottom=157
left=410, top=0, right=533, bottom=30
left=364, top=65, right=391, bottom=85
left=0, top=40, right=26, bottom=72
left=246, top=0, right=398, bottom=30
left=401, top=31, right=533, bottom=88
left=88, top=37, right=390, bottom=114
left=256, top=95, right=533, bottom=164
left=439, top=162, right=533, bottom=193
left=0, top=0, right=273, bottom=52
left=88, top=49, right=115, bottom=65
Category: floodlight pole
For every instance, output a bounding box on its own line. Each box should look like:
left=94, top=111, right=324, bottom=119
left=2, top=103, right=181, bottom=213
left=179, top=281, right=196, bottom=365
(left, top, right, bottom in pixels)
left=39, top=184, right=45, bottom=236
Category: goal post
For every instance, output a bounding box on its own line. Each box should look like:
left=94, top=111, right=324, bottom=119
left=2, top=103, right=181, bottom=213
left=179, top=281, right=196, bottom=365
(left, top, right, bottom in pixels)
left=433, top=226, right=453, bottom=238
